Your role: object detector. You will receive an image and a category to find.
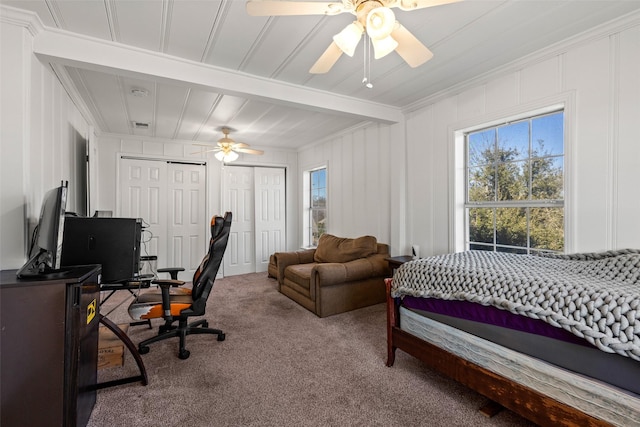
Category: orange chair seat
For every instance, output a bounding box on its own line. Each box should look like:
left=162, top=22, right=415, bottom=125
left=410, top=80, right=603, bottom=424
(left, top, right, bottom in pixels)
left=129, top=289, right=193, bottom=320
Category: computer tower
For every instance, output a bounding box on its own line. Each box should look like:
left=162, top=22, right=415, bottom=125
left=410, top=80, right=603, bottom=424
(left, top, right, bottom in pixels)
left=61, top=217, right=142, bottom=283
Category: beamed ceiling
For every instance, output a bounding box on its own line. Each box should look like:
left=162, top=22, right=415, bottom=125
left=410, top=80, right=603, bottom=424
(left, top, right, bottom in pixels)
left=3, top=0, right=640, bottom=152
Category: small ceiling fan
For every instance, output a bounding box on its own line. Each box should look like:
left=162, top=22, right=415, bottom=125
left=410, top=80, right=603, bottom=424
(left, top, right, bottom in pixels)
left=246, top=0, right=462, bottom=74
left=193, top=127, right=264, bottom=162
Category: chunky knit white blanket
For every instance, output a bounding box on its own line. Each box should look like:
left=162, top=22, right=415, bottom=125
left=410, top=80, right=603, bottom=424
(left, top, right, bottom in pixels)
left=391, top=249, right=640, bottom=361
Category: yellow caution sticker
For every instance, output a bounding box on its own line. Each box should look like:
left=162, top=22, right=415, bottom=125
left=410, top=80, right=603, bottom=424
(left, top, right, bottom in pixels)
left=87, top=299, right=97, bottom=324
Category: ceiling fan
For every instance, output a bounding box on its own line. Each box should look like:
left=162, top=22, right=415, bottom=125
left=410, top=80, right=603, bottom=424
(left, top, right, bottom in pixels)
left=193, top=127, right=264, bottom=162
left=246, top=0, right=462, bottom=74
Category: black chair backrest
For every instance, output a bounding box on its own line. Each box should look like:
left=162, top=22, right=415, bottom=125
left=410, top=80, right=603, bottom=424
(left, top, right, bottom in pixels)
left=191, top=212, right=232, bottom=305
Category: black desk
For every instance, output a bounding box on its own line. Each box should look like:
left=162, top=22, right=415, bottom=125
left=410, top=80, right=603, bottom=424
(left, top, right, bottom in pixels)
left=1, top=266, right=101, bottom=427
left=100, top=276, right=152, bottom=307
left=97, top=281, right=149, bottom=389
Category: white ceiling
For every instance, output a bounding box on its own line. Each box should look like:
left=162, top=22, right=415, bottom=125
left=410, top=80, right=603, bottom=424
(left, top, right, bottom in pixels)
left=4, top=0, right=640, bottom=152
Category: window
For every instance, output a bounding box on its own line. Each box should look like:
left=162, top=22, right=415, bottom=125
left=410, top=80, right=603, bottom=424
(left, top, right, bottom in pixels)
left=465, top=111, right=564, bottom=254
left=303, top=167, right=327, bottom=247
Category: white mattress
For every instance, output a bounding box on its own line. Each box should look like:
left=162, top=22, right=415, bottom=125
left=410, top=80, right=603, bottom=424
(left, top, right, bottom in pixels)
left=399, top=306, right=640, bottom=427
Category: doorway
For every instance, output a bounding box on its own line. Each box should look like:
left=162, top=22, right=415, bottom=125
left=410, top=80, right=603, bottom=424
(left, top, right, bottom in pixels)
left=222, top=166, right=286, bottom=276
left=118, top=157, right=207, bottom=281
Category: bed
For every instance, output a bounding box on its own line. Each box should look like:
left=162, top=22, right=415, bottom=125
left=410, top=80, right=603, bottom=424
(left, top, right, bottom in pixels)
left=385, top=249, right=640, bottom=426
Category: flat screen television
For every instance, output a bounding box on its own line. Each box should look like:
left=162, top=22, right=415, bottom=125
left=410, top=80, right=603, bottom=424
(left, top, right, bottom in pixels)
left=17, top=181, right=68, bottom=278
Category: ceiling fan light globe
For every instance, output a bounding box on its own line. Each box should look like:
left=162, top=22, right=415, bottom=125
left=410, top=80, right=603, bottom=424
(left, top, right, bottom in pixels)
left=366, top=7, right=395, bottom=40
left=214, top=151, right=226, bottom=161
left=226, top=151, right=239, bottom=162
left=333, top=22, right=363, bottom=57
left=372, top=35, right=399, bottom=59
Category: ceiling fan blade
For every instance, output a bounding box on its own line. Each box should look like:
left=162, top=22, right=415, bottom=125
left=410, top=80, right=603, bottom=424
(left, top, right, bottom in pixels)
left=246, top=1, right=346, bottom=16
left=309, top=41, right=343, bottom=74
left=190, top=148, right=218, bottom=155
left=235, top=147, right=264, bottom=155
left=393, top=0, right=462, bottom=12
left=391, top=23, right=434, bottom=68
left=231, top=142, right=250, bottom=149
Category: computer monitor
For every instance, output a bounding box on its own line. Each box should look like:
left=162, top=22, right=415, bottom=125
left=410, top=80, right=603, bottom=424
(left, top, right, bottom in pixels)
left=17, top=181, right=68, bottom=278
left=61, top=217, right=142, bottom=283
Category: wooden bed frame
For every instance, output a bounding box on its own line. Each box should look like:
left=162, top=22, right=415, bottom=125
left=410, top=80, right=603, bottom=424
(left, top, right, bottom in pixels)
left=384, top=280, right=611, bottom=427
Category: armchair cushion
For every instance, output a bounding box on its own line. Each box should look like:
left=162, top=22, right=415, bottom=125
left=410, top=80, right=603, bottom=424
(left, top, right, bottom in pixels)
left=313, top=234, right=377, bottom=263
left=314, top=255, right=389, bottom=286
left=283, top=263, right=316, bottom=297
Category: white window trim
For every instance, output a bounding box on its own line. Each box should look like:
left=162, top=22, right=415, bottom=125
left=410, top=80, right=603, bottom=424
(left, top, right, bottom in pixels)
left=302, top=163, right=328, bottom=248
left=448, top=92, right=576, bottom=254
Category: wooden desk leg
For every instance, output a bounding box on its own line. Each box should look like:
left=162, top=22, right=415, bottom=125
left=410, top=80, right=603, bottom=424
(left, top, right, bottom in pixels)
left=385, top=278, right=397, bottom=367
left=96, top=314, right=149, bottom=389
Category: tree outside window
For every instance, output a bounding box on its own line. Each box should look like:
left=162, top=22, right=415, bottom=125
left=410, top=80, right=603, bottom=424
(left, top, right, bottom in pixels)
left=466, top=111, right=564, bottom=253
left=310, top=168, right=326, bottom=246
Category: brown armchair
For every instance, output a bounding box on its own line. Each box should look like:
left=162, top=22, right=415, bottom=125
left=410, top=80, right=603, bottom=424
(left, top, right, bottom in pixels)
left=273, top=234, right=390, bottom=317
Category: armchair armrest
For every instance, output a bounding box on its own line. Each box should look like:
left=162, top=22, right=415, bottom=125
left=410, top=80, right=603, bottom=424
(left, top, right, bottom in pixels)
left=363, top=253, right=392, bottom=276
left=275, top=249, right=316, bottom=285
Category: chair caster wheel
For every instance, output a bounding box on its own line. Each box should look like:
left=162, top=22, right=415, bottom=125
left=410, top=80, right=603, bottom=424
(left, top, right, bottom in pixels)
left=139, top=345, right=150, bottom=354
left=179, top=350, right=190, bottom=359
left=202, top=321, right=209, bottom=328
left=217, top=333, right=226, bottom=341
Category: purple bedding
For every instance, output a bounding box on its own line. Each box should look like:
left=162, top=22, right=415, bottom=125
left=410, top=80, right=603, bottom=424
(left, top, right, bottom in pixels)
left=402, top=295, right=591, bottom=347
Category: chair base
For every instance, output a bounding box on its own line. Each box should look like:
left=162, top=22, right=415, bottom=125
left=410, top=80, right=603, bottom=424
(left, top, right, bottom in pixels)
left=138, top=318, right=225, bottom=360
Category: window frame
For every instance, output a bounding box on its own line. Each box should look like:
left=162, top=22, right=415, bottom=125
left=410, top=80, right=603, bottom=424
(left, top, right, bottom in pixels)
left=451, top=96, right=574, bottom=254
left=464, top=110, right=565, bottom=253
left=302, top=165, right=327, bottom=248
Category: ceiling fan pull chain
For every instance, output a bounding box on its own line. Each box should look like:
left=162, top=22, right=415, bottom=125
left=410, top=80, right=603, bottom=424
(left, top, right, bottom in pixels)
left=362, top=33, right=368, bottom=86
left=362, top=34, right=373, bottom=89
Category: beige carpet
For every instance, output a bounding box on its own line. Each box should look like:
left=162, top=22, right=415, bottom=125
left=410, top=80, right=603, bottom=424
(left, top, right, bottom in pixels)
left=90, top=273, right=535, bottom=427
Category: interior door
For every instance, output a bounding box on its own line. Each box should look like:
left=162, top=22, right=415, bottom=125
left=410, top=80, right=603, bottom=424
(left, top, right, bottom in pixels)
left=254, top=167, right=286, bottom=273
left=166, top=162, right=207, bottom=280
left=118, top=158, right=206, bottom=280
left=118, top=158, right=167, bottom=269
left=222, top=166, right=255, bottom=276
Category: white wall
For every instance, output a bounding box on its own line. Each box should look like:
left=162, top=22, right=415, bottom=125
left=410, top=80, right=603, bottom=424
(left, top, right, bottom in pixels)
left=297, top=122, right=398, bottom=252
left=92, top=134, right=299, bottom=251
left=405, top=14, right=640, bottom=257
left=299, top=13, right=640, bottom=258
left=1, top=13, right=90, bottom=270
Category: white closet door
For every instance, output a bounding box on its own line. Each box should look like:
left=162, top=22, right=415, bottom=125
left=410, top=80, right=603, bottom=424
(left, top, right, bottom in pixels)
left=166, top=162, right=207, bottom=281
left=254, top=167, right=286, bottom=273
left=118, top=158, right=167, bottom=270
left=223, top=166, right=255, bottom=276
left=119, top=158, right=206, bottom=281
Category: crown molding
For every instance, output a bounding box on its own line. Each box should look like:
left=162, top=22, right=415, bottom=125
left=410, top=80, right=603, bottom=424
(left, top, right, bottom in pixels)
left=403, top=9, right=640, bottom=115
left=0, top=5, right=99, bottom=132
left=0, top=5, right=45, bottom=37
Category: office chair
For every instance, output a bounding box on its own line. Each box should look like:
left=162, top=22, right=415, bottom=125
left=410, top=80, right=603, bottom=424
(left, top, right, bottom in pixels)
left=128, top=212, right=232, bottom=359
